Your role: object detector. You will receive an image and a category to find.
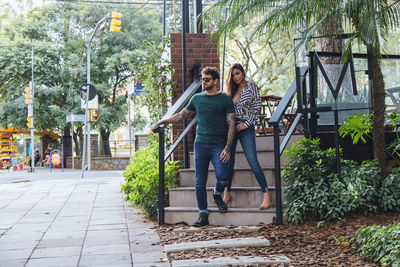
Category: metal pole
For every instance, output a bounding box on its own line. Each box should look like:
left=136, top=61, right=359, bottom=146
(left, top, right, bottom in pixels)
left=194, top=0, right=202, bottom=33
left=333, top=102, right=341, bottom=180
left=30, top=46, right=34, bottom=172
left=182, top=0, right=189, bottom=168
left=72, top=120, right=75, bottom=170
left=221, top=6, right=228, bottom=91
left=273, top=125, right=282, bottom=225
left=81, top=15, right=109, bottom=178
left=87, top=43, right=91, bottom=171
left=158, top=126, right=165, bottom=225
left=81, top=45, right=90, bottom=178
left=162, top=0, right=166, bottom=41
left=128, top=95, right=132, bottom=157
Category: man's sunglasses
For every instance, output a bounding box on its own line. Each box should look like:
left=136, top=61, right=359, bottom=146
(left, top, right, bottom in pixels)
left=201, top=77, right=214, bottom=82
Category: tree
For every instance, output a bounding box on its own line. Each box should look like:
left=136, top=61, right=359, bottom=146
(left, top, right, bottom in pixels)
left=0, top=3, right=163, bottom=156
left=203, top=0, right=400, bottom=175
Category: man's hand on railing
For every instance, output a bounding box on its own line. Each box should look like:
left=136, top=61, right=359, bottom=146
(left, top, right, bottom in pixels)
left=151, top=123, right=163, bottom=133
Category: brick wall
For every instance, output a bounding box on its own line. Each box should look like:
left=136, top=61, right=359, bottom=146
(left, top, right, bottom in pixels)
left=170, top=33, right=220, bottom=163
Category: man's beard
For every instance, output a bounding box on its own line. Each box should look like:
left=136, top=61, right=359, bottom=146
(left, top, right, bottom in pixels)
left=203, top=84, right=213, bottom=91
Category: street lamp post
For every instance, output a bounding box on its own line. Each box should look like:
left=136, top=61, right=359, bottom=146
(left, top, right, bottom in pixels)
left=81, top=15, right=109, bottom=178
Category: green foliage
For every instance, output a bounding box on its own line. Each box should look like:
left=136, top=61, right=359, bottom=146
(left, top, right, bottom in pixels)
left=357, top=224, right=400, bottom=266
left=283, top=138, right=380, bottom=224
left=378, top=168, right=400, bottom=213
left=133, top=39, right=175, bottom=124
left=386, top=111, right=400, bottom=157
left=0, top=3, right=162, bottom=153
left=121, top=135, right=179, bottom=219
left=339, top=113, right=372, bottom=144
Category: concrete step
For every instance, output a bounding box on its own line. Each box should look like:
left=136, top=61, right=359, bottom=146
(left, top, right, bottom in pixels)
left=179, top=167, right=287, bottom=187
left=189, top=150, right=289, bottom=169
left=173, top=225, right=262, bottom=233
left=237, top=134, right=302, bottom=152
left=164, top=236, right=270, bottom=253
left=169, top=186, right=284, bottom=208
left=164, top=207, right=276, bottom=226
left=171, top=256, right=291, bottom=267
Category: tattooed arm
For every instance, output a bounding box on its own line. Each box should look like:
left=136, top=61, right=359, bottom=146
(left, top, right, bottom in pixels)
left=151, top=108, right=194, bottom=133
left=220, top=113, right=236, bottom=163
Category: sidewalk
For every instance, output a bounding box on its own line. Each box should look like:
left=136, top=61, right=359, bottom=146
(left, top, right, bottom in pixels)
left=0, top=169, right=169, bottom=267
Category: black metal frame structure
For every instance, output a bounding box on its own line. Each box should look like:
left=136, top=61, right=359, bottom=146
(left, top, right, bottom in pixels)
left=270, top=46, right=400, bottom=225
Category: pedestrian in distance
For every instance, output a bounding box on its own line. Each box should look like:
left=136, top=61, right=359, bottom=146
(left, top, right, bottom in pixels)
left=151, top=66, right=236, bottom=227
left=224, top=63, right=272, bottom=210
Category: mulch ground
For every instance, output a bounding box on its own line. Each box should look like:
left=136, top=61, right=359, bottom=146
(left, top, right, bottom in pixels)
left=156, top=212, right=400, bottom=266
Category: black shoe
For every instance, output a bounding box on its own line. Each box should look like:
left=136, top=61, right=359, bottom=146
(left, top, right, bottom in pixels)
left=192, top=212, right=209, bottom=227
left=213, top=190, right=228, bottom=213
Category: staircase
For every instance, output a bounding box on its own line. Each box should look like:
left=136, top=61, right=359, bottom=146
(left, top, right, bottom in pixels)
left=164, top=134, right=303, bottom=225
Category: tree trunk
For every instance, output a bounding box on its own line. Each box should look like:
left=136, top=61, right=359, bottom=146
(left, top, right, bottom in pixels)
left=100, top=129, right=112, bottom=157
left=371, top=54, right=387, bottom=176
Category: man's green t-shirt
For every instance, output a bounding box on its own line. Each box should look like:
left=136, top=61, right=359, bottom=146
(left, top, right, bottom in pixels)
left=186, top=92, right=235, bottom=144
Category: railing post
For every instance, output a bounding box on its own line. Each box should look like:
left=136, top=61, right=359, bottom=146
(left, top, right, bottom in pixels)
left=273, top=125, right=283, bottom=225
left=158, top=126, right=165, bottom=225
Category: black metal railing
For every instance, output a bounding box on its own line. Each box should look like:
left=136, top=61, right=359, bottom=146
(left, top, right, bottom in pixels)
left=268, top=66, right=308, bottom=225
left=155, top=78, right=201, bottom=225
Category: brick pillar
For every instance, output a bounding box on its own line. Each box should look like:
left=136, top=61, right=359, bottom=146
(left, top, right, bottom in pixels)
left=90, top=134, right=98, bottom=157
left=170, top=33, right=220, bottom=163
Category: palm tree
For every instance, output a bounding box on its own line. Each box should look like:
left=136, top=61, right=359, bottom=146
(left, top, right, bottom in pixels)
left=203, top=0, right=400, bottom=175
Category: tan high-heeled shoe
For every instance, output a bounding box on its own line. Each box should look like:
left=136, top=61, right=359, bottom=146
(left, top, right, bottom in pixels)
left=259, top=191, right=272, bottom=210
left=223, top=189, right=233, bottom=207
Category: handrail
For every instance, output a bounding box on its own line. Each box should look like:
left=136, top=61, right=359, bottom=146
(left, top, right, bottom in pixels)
left=160, top=78, right=201, bottom=121
left=157, top=78, right=202, bottom=225
left=270, top=66, right=308, bottom=225
left=269, top=66, right=308, bottom=126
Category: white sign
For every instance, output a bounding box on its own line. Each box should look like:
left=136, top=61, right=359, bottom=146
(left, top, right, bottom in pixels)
left=66, top=114, right=86, bottom=123
left=81, top=95, right=98, bottom=109
left=80, top=84, right=98, bottom=109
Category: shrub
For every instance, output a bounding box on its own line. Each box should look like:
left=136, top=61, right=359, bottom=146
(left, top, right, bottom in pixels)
left=357, top=224, right=400, bottom=266
left=121, top=137, right=179, bottom=220
left=283, top=138, right=380, bottom=223
left=379, top=168, right=400, bottom=212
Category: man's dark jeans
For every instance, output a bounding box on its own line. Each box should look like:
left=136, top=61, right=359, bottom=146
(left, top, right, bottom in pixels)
left=194, top=142, right=229, bottom=214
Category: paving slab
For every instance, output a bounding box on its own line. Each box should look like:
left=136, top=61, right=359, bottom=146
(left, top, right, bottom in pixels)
left=0, top=170, right=168, bottom=267
left=164, top=236, right=270, bottom=253
left=171, top=255, right=291, bottom=267
left=132, top=251, right=169, bottom=264
left=78, top=253, right=131, bottom=266
left=30, top=246, right=81, bottom=258
left=25, top=256, right=80, bottom=267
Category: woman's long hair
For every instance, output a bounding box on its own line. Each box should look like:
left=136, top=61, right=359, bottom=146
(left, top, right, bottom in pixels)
left=226, top=63, right=246, bottom=97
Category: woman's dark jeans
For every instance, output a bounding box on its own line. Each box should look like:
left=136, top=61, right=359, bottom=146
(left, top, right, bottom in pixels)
left=227, top=125, right=268, bottom=193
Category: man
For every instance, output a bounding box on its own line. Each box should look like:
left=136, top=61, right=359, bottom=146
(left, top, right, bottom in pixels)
left=151, top=66, right=236, bottom=227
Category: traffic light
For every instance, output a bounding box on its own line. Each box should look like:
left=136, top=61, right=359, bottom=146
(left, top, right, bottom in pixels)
left=24, top=87, right=30, bottom=104
left=27, top=117, right=31, bottom=128
left=110, top=11, right=122, bottom=32
left=90, top=109, right=98, bottom=122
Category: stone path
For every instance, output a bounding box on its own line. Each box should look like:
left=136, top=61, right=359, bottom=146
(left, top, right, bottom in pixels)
left=0, top=171, right=168, bottom=267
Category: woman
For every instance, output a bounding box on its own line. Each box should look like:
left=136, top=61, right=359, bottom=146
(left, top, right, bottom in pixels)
left=224, top=63, right=271, bottom=210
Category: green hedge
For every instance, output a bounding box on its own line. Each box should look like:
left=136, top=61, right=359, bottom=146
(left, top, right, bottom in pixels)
left=121, top=138, right=179, bottom=220
left=282, top=138, right=380, bottom=224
